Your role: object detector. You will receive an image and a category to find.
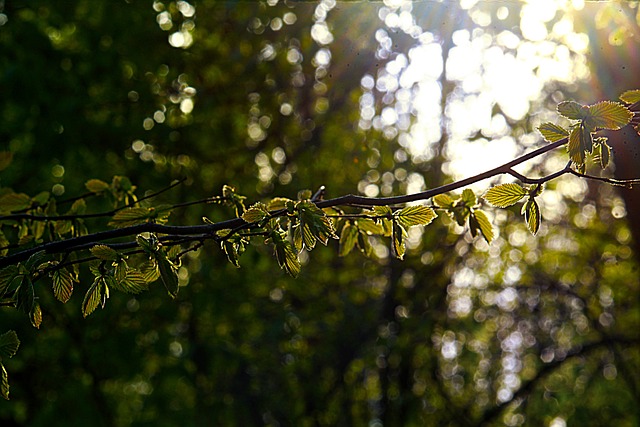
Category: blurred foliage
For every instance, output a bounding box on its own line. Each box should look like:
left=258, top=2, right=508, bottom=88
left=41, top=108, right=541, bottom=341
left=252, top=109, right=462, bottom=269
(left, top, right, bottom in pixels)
left=0, top=1, right=639, bottom=426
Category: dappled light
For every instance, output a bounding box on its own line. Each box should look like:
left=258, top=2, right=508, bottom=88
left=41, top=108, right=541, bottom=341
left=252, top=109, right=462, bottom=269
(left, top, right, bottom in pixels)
left=0, top=0, right=639, bottom=426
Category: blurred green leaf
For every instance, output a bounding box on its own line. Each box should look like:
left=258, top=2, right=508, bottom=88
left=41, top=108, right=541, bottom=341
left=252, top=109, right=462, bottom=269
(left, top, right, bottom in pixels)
left=339, top=222, right=358, bottom=257
left=538, top=122, right=569, bottom=142
left=620, top=89, right=640, bottom=104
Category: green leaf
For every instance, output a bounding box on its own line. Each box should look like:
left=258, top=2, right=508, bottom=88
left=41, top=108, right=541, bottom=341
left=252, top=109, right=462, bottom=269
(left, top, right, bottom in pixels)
left=0, top=192, right=31, bottom=213
left=596, top=138, right=611, bottom=169
left=356, top=218, right=385, bottom=235
left=52, top=268, right=76, bottom=303
left=30, top=302, right=42, bottom=329
left=90, top=245, right=119, bottom=261
left=586, top=101, right=632, bottom=130
left=0, top=266, right=19, bottom=299
left=339, top=222, right=358, bottom=257
left=297, top=201, right=337, bottom=249
left=472, top=210, right=494, bottom=243
left=24, top=250, right=47, bottom=272
left=271, top=231, right=300, bottom=277
left=267, top=197, right=293, bottom=211
left=0, top=231, right=9, bottom=257
left=484, top=183, right=527, bottom=208
left=82, top=276, right=106, bottom=318
left=460, top=189, right=477, bottom=206
left=157, top=254, right=179, bottom=298
left=242, top=202, right=269, bottom=223
left=108, top=207, right=155, bottom=227
left=568, top=126, right=585, bottom=165
left=432, top=194, right=454, bottom=208
left=620, top=89, right=640, bottom=104
left=136, top=233, right=159, bottom=254
left=85, top=179, right=110, bottom=193
left=0, top=331, right=20, bottom=359
left=15, top=276, right=34, bottom=314
left=297, top=189, right=313, bottom=200
left=222, top=185, right=246, bottom=216
left=371, top=205, right=393, bottom=218
left=557, top=100, right=588, bottom=120
left=522, top=199, right=541, bottom=235
left=395, top=205, right=437, bottom=229
left=139, top=260, right=160, bottom=282
left=537, top=122, right=569, bottom=142
left=222, top=240, right=245, bottom=268
left=392, top=221, right=406, bottom=260
left=113, top=270, right=149, bottom=294
left=356, top=231, right=373, bottom=257
left=1, top=363, right=8, bottom=400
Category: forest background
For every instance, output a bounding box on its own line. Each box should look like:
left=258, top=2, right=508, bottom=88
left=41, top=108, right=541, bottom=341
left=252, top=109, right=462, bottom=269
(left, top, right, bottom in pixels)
left=0, top=0, right=639, bottom=426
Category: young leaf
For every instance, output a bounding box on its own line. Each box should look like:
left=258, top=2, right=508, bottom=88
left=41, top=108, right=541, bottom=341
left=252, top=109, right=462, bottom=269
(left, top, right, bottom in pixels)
left=222, top=185, right=246, bottom=216
left=52, top=268, right=76, bottom=303
left=222, top=240, right=243, bottom=268
left=267, top=197, right=293, bottom=211
left=339, top=222, right=358, bottom=257
left=108, top=207, right=155, bottom=228
left=371, top=205, right=393, bottom=218
left=460, top=189, right=477, bottom=206
left=25, top=250, right=47, bottom=272
left=432, top=194, right=454, bottom=208
left=271, top=232, right=300, bottom=277
left=568, top=126, right=585, bottom=165
left=1, top=363, right=9, bottom=400
left=297, top=201, right=337, bottom=249
left=587, top=101, right=632, bottom=130
left=242, top=202, right=269, bottom=223
left=472, top=210, right=494, bottom=243
left=596, top=139, right=611, bottom=169
left=356, top=218, right=385, bottom=235
left=30, top=302, right=42, bottom=329
left=537, top=122, right=569, bottom=142
left=0, top=192, right=31, bottom=213
left=85, top=179, right=110, bottom=193
left=82, top=276, right=105, bottom=318
left=522, top=199, right=541, bottom=235
left=557, top=101, right=588, bottom=120
left=15, top=276, right=34, bottom=314
left=139, top=260, right=160, bottom=283
left=484, top=183, right=527, bottom=208
left=90, top=245, right=119, bottom=261
left=0, top=331, right=20, bottom=359
left=156, top=254, right=179, bottom=299
left=113, top=270, right=149, bottom=294
left=136, top=233, right=159, bottom=254
left=356, top=231, right=373, bottom=257
left=395, top=205, right=437, bottom=229
left=0, top=231, right=9, bottom=257
left=0, top=266, right=19, bottom=299
left=392, top=221, right=406, bottom=260
left=620, top=89, right=640, bottom=104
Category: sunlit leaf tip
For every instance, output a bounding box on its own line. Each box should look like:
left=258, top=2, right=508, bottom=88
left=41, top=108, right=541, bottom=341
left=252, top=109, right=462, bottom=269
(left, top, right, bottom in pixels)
left=620, top=89, right=640, bottom=105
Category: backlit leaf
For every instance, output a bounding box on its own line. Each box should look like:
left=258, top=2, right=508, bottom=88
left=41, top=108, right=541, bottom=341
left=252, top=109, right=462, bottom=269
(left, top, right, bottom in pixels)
left=0, top=331, right=20, bottom=359
left=82, top=276, right=104, bottom=318
left=595, top=138, right=611, bottom=169
left=139, top=260, right=160, bottom=283
left=587, top=101, right=632, bottom=130
left=0, top=192, right=31, bottom=213
left=339, top=222, right=358, bottom=257
left=568, top=126, right=585, bottom=165
left=0, top=231, right=8, bottom=257
left=108, top=207, right=154, bottom=227
left=460, top=189, right=477, bottom=206
left=0, top=266, right=19, bottom=299
left=52, top=268, right=76, bottom=303
left=272, top=232, right=300, bottom=277
left=472, top=210, right=494, bottom=243
left=356, top=231, right=373, bottom=257
left=394, top=205, right=437, bottom=229
left=267, top=197, right=293, bottom=211
left=113, top=270, right=149, bottom=294
left=557, top=101, right=587, bottom=120
left=1, top=363, right=8, bottom=400
left=356, top=218, right=384, bottom=235
left=538, top=122, right=569, bottom=142
left=30, top=302, right=42, bottom=329
left=157, top=254, right=179, bottom=298
left=15, top=276, right=34, bottom=314
left=484, top=184, right=527, bottom=208
left=620, top=89, right=640, bottom=104
left=392, top=221, right=406, bottom=260
left=85, top=179, right=110, bottom=193
left=432, top=194, right=454, bottom=208
left=242, top=202, right=269, bottom=223
left=522, top=199, right=541, bottom=235
left=90, top=245, right=118, bottom=261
